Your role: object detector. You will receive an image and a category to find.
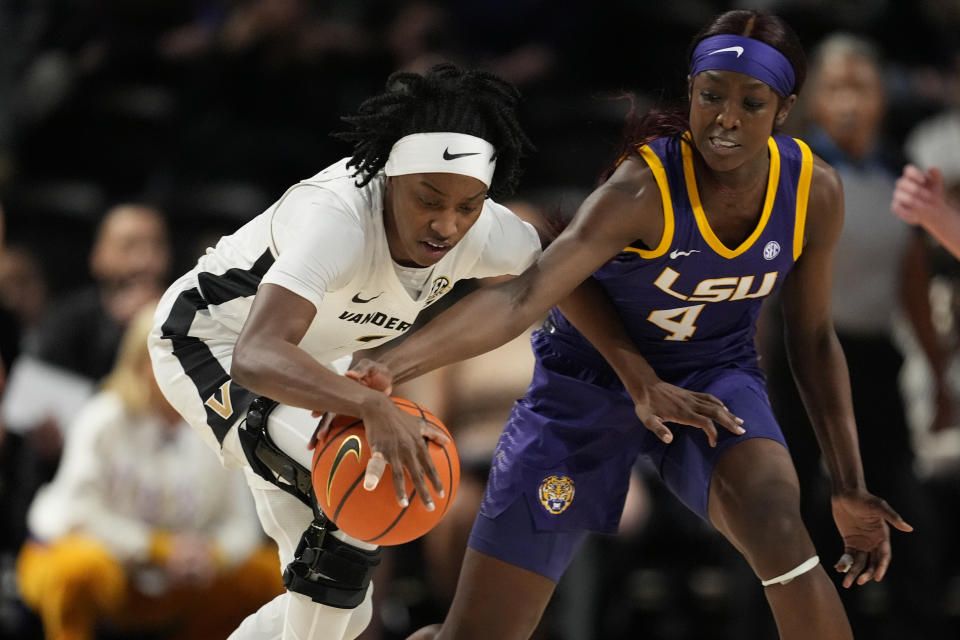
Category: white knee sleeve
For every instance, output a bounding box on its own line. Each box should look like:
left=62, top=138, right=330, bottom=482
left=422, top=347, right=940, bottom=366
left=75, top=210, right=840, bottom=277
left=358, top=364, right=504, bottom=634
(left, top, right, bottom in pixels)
left=760, top=555, right=819, bottom=587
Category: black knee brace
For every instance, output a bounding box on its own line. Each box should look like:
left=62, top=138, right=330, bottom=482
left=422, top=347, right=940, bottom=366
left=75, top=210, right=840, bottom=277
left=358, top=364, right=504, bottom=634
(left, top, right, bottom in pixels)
left=283, top=513, right=381, bottom=609
left=239, top=397, right=381, bottom=608
left=239, top=396, right=315, bottom=508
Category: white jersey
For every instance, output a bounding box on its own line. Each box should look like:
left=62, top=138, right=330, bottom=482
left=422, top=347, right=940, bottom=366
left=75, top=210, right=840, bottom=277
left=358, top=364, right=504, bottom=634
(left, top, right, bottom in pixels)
left=150, top=157, right=540, bottom=455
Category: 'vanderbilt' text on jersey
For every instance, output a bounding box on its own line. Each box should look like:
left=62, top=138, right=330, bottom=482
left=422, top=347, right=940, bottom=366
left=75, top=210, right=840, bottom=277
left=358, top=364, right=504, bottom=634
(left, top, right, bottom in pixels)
left=153, top=158, right=539, bottom=448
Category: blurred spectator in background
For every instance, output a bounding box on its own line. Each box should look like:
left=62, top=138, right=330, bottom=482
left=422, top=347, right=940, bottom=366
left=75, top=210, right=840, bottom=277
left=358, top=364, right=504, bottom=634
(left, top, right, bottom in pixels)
left=0, top=203, right=170, bottom=610
left=894, top=45, right=960, bottom=638
left=3, top=202, right=170, bottom=446
left=764, top=32, right=945, bottom=639
left=34, top=203, right=170, bottom=381
left=15, top=304, right=283, bottom=640
left=0, top=243, right=48, bottom=354
left=2, top=2, right=960, bottom=638
left=0, top=203, right=23, bottom=387
left=0, top=201, right=35, bottom=636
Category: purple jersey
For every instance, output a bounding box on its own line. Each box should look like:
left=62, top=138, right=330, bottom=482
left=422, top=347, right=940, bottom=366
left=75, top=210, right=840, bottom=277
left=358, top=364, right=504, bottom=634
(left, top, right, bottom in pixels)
left=470, top=134, right=816, bottom=581
left=548, top=133, right=814, bottom=379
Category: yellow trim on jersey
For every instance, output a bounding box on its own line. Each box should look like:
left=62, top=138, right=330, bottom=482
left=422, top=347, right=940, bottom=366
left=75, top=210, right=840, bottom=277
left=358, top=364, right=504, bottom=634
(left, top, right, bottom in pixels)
left=792, top=138, right=813, bottom=261
left=681, top=136, right=781, bottom=259
left=622, top=144, right=674, bottom=258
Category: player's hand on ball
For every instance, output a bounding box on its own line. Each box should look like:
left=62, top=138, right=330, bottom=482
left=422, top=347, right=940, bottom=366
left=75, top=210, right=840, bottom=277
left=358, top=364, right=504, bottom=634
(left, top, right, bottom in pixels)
left=309, top=358, right=394, bottom=444
left=306, top=411, right=335, bottom=450
left=830, top=490, right=913, bottom=588
left=346, top=358, right=394, bottom=395
left=361, top=394, right=450, bottom=509
left=633, top=375, right=744, bottom=447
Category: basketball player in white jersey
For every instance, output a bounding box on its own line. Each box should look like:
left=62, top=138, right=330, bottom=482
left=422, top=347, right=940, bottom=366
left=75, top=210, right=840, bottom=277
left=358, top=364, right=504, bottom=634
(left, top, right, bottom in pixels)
left=148, top=64, right=542, bottom=639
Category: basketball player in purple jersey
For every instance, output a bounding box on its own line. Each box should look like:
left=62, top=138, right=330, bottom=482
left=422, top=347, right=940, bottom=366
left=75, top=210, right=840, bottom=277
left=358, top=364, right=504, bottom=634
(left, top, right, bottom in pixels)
left=351, top=10, right=913, bottom=640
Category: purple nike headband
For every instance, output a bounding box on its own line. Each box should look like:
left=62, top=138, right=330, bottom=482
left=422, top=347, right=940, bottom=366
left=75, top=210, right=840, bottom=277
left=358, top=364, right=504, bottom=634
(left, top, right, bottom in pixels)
left=690, top=34, right=796, bottom=97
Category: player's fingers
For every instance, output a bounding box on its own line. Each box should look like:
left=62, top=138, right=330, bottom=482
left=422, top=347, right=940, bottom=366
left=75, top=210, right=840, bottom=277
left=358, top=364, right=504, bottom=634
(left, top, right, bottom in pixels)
left=928, top=166, right=944, bottom=191
left=903, top=164, right=926, bottom=181
left=345, top=361, right=394, bottom=394
left=409, top=446, right=438, bottom=511
left=307, top=412, right=335, bottom=450
left=891, top=191, right=915, bottom=210
left=892, top=179, right=916, bottom=199
left=876, top=500, right=913, bottom=532
left=364, top=450, right=389, bottom=490
left=842, top=550, right=869, bottom=589
left=834, top=552, right=854, bottom=574
left=699, top=400, right=745, bottom=435
left=872, top=543, right=892, bottom=582
left=701, top=419, right=718, bottom=448
left=420, top=423, right=451, bottom=446
left=692, top=391, right=725, bottom=407
left=416, top=428, right=448, bottom=496
left=680, top=411, right=717, bottom=447
left=859, top=547, right=883, bottom=586
left=899, top=170, right=926, bottom=192
left=641, top=414, right=673, bottom=443
left=389, top=462, right=409, bottom=508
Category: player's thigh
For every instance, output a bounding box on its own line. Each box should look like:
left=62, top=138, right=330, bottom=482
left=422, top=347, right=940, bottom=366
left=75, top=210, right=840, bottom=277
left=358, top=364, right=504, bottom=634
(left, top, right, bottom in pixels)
left=243, top=468, right=314, bottom=567
left=438, top=548, right=556, bottom=640
left=708, top=437, right=808, bottom=564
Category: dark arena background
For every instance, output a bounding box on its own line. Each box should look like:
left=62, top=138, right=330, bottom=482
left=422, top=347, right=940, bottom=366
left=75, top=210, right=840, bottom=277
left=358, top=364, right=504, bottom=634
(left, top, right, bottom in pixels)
left=1, top=1, right=959, bottom=639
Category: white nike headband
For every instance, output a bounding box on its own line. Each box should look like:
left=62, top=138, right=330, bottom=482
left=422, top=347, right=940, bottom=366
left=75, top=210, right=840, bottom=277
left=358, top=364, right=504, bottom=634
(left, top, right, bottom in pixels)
left=384, top=132, right=497, bottom=187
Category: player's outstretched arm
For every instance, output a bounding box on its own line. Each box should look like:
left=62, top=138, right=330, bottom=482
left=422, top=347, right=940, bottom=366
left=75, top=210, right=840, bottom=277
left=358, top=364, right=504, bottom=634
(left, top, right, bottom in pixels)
left=557, top=277, right=744, bottom=447
left=233, top=284, right=448, bottom=509
left=376, top=156, right=664, bottom=385
left=781, top=158, right=912, bottom=588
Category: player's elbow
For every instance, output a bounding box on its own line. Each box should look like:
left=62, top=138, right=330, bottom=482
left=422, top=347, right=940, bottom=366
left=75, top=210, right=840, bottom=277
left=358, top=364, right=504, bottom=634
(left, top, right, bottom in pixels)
left=230, top=337, right=263, bottom=391
left=502, top=268, right=543, bottom=324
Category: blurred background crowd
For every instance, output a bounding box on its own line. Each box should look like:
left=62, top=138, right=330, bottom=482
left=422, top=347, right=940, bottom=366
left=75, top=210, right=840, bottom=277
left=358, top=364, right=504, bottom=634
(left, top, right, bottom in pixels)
left=1, top=0, right=959, bottom=638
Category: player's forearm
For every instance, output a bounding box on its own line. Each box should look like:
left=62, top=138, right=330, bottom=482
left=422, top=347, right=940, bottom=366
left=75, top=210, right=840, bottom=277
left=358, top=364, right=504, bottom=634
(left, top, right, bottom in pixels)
left=900, top=234, right=947, bottom=378
left=379, top=277, right=541, bottom=384
left=785, top=326, right=866, bottom=493
left=557, top=278, right=659, bottom=402
left=231, top=338, right=392, bottom=419
left=921, top=205, right=960, bottom=261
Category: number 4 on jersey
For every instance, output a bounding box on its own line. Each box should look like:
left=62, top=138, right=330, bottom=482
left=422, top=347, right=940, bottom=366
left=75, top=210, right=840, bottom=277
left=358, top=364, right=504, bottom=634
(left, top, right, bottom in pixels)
left=647, top=304, right=706, bottom=341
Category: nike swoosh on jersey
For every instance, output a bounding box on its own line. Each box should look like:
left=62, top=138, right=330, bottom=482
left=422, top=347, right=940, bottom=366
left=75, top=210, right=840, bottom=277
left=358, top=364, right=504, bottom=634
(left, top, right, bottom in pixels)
left=327, top=435, right=362, bottom=503
left=443, top=148, right=482, bottom=160
left=670, top=249, right=701, bottom=259
left=351, top=292, right=383, bottom=303
left=708, top=46, right=744, bottom=57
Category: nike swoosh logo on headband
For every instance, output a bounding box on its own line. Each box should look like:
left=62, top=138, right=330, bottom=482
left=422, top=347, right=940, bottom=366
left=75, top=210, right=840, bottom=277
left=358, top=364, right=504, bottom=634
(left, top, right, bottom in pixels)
left=708, top=46, right=744, bottom=57
left=443, top=148, right=482, bottom=160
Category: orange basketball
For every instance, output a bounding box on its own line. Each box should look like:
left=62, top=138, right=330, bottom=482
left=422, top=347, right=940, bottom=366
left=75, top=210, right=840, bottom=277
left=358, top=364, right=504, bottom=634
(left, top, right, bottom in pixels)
left=311, top=397, right=459, bottom=546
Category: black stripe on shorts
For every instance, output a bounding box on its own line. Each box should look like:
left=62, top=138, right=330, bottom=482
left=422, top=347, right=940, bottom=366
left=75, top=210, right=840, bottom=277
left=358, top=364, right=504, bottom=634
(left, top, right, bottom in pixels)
left=160, top=249, right=274, bottom=444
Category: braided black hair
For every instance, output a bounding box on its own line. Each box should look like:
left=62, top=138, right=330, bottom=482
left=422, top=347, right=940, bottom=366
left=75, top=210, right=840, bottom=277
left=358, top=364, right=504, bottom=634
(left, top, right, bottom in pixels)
left=333, top=63, right=533, bottom=200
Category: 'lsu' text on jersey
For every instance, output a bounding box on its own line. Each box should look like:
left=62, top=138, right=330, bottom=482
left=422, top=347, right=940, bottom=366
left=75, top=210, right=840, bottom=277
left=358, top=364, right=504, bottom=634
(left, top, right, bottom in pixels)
left=547, top=133, right=813, bottom=378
